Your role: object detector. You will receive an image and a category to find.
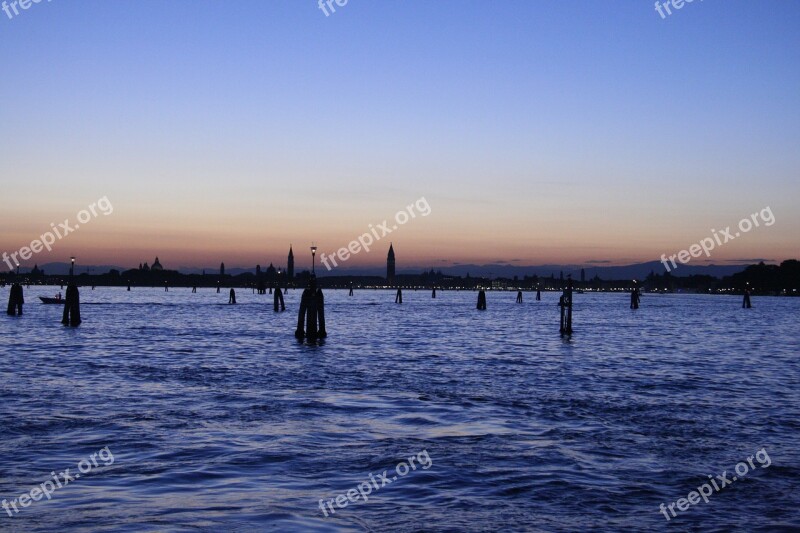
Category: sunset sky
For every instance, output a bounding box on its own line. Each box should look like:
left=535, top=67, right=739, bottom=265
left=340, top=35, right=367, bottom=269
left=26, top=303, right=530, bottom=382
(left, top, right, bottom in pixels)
left=1, top=1, right=798, bottom=271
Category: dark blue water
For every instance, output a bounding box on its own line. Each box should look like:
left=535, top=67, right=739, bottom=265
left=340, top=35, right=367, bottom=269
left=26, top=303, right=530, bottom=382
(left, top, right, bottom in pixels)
left=1, top=287, right=798, bottom=532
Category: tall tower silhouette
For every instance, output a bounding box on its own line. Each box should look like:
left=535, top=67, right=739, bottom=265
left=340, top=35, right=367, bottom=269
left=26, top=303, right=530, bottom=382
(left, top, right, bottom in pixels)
left=387, top=243, right=396, bottom=284
left=287, top=245, right=294, bottom=280
left=220, top=262, right=225, bottom=277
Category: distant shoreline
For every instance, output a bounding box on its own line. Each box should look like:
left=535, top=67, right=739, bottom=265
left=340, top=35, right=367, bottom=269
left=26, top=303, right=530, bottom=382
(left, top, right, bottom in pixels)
left=2, top=259, right=798, bottom=296
left=4, top=280, right=797, bottom=297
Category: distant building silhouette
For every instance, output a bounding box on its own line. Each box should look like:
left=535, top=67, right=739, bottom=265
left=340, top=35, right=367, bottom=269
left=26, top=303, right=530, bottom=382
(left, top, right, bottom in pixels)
left=387, top=243, right=396, bottom=284
left=220, top=262, right=225, bottom=276
left=152, top=257, right=163, bottom=271
left=288, top=246, right=295, bottom=280
left=580, top=268, right=585, bottom=283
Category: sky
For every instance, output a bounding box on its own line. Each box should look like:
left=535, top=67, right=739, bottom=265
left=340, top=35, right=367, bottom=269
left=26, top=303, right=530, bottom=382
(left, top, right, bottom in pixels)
left=1, top=0, right=798, bottom=272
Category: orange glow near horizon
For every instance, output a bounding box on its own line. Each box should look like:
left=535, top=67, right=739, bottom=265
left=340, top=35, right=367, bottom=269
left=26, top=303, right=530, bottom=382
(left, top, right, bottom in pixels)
left=1, top=200, right=796, bottom=271
left=0, top=181, right=797, bottom=272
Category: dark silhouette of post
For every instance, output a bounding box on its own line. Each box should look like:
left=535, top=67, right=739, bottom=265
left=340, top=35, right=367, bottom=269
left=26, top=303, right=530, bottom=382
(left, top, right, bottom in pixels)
left=477, top=289, right=487, bottom=310
left=630, top=281, right=640, bottom=309
left=743, top=285, right=752, bottom=308
left=316, top=290, right=326, bottom=338
left=432, top=287, right=437, bottom=298
left=274, top=285, right=285, bottom=311
left=192, top=286, right=197, bottom=293
left=395, top=288, right=403, bottom=304
left=229, top=288, right=237, bottom=304
left=165, top=283, right=168, bottom=292
left=536, top=287, right=541, bottom=301
left=516, top=290, right=523, bottom=303
left=349, top=283, right=354, bottom=297
left=127, top=284, right=131, bottom=291
left=559, top=277, right=573, bottom=336
left=295, top=276, right=326, bottom=340
left=61, top=283, right=81, bottom=327
left=6, top=283, right=24, bottom=316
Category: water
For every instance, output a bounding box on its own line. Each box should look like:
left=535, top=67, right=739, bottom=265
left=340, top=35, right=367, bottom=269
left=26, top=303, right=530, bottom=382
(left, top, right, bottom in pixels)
left=1, top=287, right=798, bottom=532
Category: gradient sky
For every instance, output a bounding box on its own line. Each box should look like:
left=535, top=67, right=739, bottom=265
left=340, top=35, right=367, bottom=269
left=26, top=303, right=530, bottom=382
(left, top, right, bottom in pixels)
left=1, top=0, right=798, bottom=271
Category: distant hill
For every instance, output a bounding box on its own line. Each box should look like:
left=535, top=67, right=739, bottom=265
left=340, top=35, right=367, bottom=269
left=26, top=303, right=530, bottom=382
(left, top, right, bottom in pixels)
left=305, top=261, right=751, bottom=279
left=426, top=261, right=749, bottom=280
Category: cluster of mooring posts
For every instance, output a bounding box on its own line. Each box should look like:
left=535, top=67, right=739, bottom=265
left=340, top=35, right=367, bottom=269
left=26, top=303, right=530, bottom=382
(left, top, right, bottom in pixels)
left=6, top=283, right=23, bottom=316
left=274, top=286, right=285, bottom=312
left=477, top=289, right=487, bottom=310
left=4, top=272, right=757, bottom=337
left=61, top=283, right=81, bottom=326
left=559, top=277, right=573, bottom=336
left=295, top=276, right=326, bottom=340
left=630, top=280, right=640, bottom=310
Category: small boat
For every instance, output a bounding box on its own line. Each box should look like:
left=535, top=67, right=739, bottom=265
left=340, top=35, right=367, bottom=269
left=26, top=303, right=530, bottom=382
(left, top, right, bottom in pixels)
left=39, top=297, right=65, bottom=304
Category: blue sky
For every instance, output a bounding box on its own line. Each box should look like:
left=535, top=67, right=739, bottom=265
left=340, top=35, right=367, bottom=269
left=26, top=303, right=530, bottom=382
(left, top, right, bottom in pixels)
left=1, top=0, right=798, bottom=268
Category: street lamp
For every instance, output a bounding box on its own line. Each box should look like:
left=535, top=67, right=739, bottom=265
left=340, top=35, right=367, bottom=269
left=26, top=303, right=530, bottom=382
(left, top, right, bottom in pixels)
left=310, top=243, right=317, bottom=274
left=70, top=257, right=76, bottom=278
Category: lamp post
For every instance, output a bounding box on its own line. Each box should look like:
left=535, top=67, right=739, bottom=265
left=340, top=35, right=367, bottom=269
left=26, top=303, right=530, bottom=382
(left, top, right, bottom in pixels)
left=310, top=243, right=317, bottom=275
left=70, top=257, right=76, bottom=278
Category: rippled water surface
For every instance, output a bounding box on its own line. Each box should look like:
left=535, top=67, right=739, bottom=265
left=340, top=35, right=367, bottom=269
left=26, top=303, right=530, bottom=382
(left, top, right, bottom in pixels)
left=1, top=287, right=798, bottom=532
